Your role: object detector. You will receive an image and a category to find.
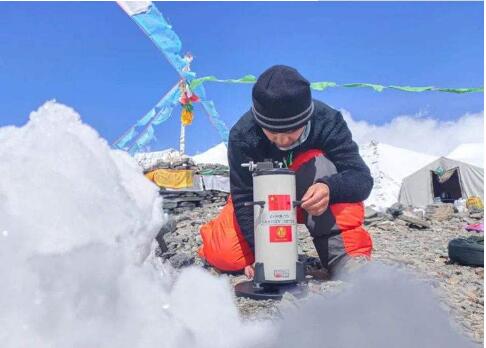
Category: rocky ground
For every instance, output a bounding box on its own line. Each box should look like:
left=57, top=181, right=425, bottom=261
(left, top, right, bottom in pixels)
left=369, top=216, right=483, bottom=343
left=155, top=195, right=484, bottom=344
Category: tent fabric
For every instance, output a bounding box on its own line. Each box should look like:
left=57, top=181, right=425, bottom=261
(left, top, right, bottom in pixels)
left=201, top=175, right=230, bottom=192
left=399, top=157, right=484, bottom=208
left=145, top=169, right=194, bottom=189
left=164, top=175, right=204, bottom=191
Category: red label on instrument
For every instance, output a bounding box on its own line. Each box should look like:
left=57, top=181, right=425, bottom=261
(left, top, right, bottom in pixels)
left=269, top=225, right=292, bottom=243
left=268, top=194, right=291, bottom=211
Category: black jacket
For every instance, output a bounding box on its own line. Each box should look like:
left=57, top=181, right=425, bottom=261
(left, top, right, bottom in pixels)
left=228, top=100, right=373, bottom=251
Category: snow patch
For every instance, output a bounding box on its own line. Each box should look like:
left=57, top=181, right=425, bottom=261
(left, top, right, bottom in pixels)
left=0, top=101, right=266, bottom=347
left=192, top=142, right=228, bottom=166
left=447, top=143, right=484, bottom=168
left=271, top=263, right=477, bottom=348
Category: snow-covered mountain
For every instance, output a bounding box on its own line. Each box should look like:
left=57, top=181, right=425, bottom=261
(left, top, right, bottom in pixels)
left=359, top=141, right=436, bottom=210
left=192, top=142, right=228, bottom=166
left=447, top=143, right=484, bottom=168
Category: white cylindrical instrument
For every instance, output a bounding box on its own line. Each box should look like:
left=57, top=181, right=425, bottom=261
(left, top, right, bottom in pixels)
left=243, top=161, right=303, bottom=284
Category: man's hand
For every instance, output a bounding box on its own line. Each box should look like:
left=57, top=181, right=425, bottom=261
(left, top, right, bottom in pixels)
left=244, top=265, right=255, bottom=279
left=301, top=183, right=330, bottom=216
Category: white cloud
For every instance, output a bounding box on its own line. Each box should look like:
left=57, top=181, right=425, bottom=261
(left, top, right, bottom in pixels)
left=341, top=109, right=484, bottom=156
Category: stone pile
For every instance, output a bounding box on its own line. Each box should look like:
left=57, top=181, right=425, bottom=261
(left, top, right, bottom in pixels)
left=160, top=189, right=229, bottom=214
left=197, top=163, right=229, bottom=176
left=155, top=192, right=229, bottom=269
left=135, top=149, right=197, bottom=172
left=135, top=149, right=230, bottom=175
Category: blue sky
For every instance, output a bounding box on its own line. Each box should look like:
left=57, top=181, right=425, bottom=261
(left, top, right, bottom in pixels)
left=0, top=2, right=483, bottom=154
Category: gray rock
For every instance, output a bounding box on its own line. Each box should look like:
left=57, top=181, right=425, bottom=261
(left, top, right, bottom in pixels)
left=163, top=233, right=186, bottom=246
left=398, top=214, right=431, bottom=229
left=470, top=212, right=484, bottom=219
left=386, top=203, right=404, bottom=217
left=169, top=253, right=194, bottom=268
left=365, top=216, right=386, bottom=224
left=179, top=202, right=196, bottom=208
left=425, top=203, right=455, bottom=221
left=365, top=206, right=378, bottom=219
left=173, top=207, right=191, bottom=214
left=162, top=201, right=178, bottom=209
left=155, top=237, right=168, bottom=255
left=159, top=217, right=177, bottom=236
left=169, top=196, right=203, bottom=203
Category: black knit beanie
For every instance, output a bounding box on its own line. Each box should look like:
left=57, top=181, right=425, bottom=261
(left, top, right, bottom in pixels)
left=252, top=65, right=313, bottom=132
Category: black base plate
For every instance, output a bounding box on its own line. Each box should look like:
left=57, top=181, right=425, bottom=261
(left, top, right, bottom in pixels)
left=234, top=281, right=308, bottom=300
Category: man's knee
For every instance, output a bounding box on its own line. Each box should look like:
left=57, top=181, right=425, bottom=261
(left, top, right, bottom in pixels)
left=329, top=255, right=370, bottom=279
left=312, top=218, right=372, bottom=272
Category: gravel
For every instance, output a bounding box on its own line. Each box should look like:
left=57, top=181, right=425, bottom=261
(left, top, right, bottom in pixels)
left=155, top=197, right=484, bottom=344
left=370, top=216, right=484, bottom=343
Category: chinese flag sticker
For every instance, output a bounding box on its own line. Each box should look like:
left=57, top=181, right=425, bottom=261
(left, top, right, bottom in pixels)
left=267, top=194, right=291, bottom=211
left=269, top=225, right=292, bottom=243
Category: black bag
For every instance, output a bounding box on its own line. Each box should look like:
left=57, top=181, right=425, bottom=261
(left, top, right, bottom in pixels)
left=448, top=236, right=484, bottom=267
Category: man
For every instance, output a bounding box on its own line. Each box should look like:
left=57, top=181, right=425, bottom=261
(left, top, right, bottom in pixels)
left=228, top=65, right=373, bottom=279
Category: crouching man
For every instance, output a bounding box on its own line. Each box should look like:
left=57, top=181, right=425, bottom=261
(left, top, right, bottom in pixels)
left=228, top=65, right=374, bottom=279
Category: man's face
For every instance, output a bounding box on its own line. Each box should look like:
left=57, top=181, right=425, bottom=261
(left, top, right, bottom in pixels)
left=262, top=127, right=305, bottom=148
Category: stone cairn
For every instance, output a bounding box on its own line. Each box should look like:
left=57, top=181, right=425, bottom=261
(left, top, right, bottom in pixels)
left=161, top=189, right=229, bottom=214
left=134, top=150, right=230, bottom=214
left=159, top=162, right=229, bottom=214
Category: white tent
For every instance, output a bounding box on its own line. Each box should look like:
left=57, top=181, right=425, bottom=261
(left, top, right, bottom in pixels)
left=398, top=157, right=484, bottom=207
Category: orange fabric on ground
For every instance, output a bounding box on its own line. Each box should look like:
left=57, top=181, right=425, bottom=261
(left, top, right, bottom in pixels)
left=198, top=196, right=254, bottom=271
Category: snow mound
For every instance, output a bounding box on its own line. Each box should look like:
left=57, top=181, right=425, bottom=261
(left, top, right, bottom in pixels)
left=447, top=143, right=484, bottom=168
left=360, top=141, right=436, bottom=210
left=192, top=142, right=228, bottom=166
left=0, top=101, right=162, bottom=257
left=271, top=263, right=476, bottom=348
left=0, top=101, right=266, bottom=347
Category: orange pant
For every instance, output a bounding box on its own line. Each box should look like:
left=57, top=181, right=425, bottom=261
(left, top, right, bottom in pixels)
left=291, top=150, right=372, bottom=270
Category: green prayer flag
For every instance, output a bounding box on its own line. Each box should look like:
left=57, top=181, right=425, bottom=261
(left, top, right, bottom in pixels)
left=310, top=81, right=337, bottom=91
left=190, top=75, right=483, bottom=94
